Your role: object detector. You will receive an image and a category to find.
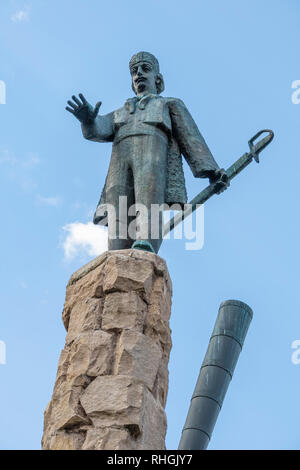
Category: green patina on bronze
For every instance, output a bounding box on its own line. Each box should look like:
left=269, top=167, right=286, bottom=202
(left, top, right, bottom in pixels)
left=66, top=52, right=230, bottom=253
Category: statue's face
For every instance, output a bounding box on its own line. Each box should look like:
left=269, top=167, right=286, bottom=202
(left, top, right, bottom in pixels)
left=130, top=61, right=157, bottom=95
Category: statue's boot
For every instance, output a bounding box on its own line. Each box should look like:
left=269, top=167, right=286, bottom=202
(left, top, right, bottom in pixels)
left=131, top=240, right=155, bottom=253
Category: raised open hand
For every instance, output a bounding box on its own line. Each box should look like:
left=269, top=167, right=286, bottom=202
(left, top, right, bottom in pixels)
left=66, top=93, right=102, bottom=125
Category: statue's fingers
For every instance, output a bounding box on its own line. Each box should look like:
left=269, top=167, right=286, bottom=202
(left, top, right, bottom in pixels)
left=79, top=93, right=87, bottom=105
left=67, top=100, right=77, bottom=109
left=220, top=181, right=229, bottom=193
left=93, top=101, right=102, bottom=117
left=72, top=95, right=81, bottom=106
left=217, top=168, right=226, bottom=179
left=66, top=106, right=75, bottom=114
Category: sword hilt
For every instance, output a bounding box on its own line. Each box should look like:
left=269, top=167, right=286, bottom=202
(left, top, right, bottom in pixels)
left=248, top=129, right=274, bottom=163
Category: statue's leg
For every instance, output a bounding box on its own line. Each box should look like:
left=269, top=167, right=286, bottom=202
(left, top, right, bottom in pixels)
left=131, top=135, right=168, bottom=254
left=108, top=237, right=132, bottom=251
left=105, top=183, right=136, bottom=251
left=105, top=143, right=136, bottom=251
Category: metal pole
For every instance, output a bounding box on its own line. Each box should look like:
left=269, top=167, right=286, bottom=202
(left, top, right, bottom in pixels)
left=178, top=299, right=253, bottom=450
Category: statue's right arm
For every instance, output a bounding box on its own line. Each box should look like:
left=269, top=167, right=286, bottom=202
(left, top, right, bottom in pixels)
left=81, top=112, right=114, bottom=143
left=66, top=93, right=114, bottom=143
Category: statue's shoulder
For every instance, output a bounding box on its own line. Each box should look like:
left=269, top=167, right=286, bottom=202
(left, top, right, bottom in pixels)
left=162, top=96, right=187, bottom=108
left=113, top=104, right=126, bottom=114
left=163, top=96, right=183, bottom=102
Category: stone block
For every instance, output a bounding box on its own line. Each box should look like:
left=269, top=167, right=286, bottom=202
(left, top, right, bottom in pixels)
left=82, top=427, right=136, bottom=450
left=51, top=388, right=91, bottom=431
left=66, top=298, right=103, bottom=345
left=114, top=330, right=162, bottom=390
left=80, top=375, right=144, bottom=428
left=103, top=254, right=154, bottom=301
left=48, top=431, right=86, bottom=450
left=102, top=292, right=146, bottom=332
left=136, top=388, right=166, bottom=450
left=68, top=330, right=114, bottom=377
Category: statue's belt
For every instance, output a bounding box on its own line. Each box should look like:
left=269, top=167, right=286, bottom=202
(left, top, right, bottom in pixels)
left=114, top=125, right=168, bottom=145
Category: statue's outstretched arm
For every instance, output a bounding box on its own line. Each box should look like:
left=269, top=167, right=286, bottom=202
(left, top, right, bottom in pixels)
left=66, top=93, right=114, bottom=143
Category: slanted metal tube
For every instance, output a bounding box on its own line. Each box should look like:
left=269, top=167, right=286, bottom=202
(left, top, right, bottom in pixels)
left=178, top=299, right=253, bottom=450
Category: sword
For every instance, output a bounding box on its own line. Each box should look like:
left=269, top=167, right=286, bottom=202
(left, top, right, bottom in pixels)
left=163, top=129, right=274, bottom=237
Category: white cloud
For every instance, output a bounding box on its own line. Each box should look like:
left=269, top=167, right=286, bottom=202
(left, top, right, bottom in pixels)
left=11, top=9, right=29, bottom=23
left=21, top=176, right=37, bottom=192
left=36, top=195, right=62, bottom=207
left=0, top=149, right=17, bottom=165
left=62, top=222, right=108, bottom=261
left=23, top=153, right=40, bottom=167
left=0, top=149, right=40, bottom=168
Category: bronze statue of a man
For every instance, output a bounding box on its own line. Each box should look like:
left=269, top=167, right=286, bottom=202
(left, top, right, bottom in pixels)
left=66, top=51, right=228, bottom=253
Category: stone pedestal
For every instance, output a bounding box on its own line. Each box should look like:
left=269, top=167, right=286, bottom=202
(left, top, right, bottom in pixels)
left=42, top=249, right=172, bottom=450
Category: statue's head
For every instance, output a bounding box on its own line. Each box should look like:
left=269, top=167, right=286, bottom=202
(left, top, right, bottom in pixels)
left=129, top=51, right=165, bottom=95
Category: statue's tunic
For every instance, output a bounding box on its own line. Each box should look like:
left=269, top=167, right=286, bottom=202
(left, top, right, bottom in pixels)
left=81, top=94, right=219, bottom=229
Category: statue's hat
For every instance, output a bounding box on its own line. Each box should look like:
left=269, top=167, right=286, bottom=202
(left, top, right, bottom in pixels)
left=129, top=51, right=160, bottom=73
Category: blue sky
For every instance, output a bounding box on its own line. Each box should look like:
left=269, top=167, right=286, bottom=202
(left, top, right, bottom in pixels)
left=0, top=0, right=299, bottom=450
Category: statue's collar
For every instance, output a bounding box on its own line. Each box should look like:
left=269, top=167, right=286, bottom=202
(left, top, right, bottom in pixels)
left=125, top=94, right=158, bottom=114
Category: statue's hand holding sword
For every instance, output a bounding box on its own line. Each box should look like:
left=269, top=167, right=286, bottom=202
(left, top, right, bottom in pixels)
left=208, top=168, right=230, bottom=194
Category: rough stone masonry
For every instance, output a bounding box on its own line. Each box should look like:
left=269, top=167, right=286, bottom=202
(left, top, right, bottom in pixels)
left=42, top=249, right=172, bottom=450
